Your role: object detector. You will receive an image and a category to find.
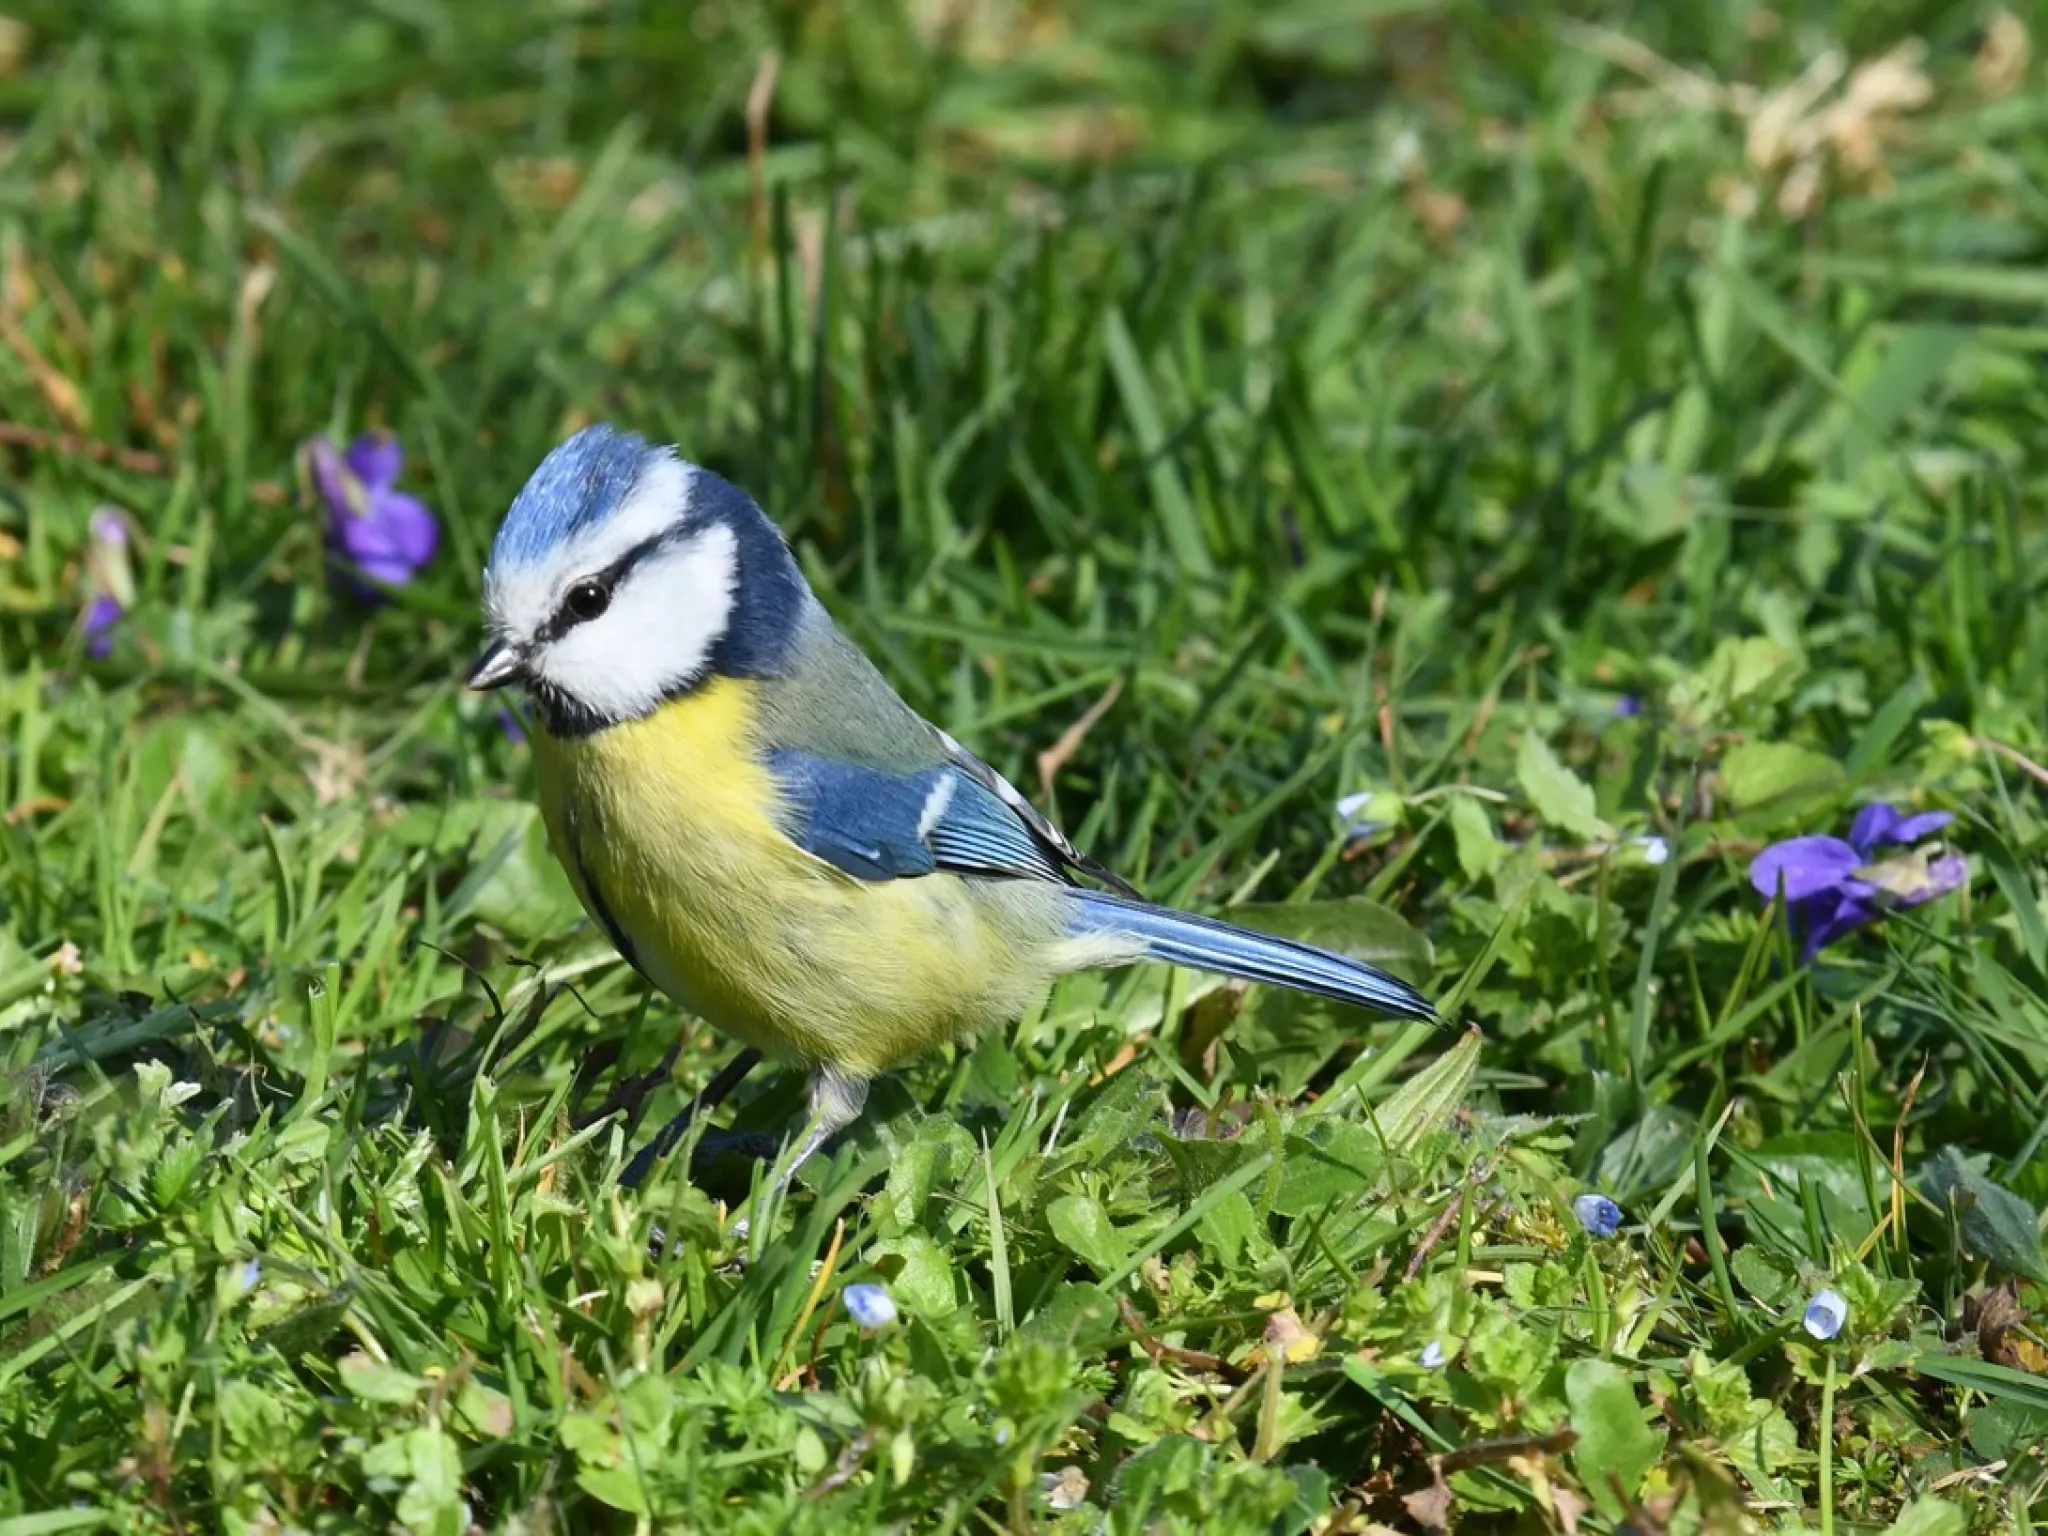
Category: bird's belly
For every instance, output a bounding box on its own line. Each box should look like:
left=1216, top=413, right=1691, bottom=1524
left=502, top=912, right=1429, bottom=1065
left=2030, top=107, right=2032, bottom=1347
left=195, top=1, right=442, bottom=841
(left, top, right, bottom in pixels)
left=533, top=684, right=1063, bottom=1074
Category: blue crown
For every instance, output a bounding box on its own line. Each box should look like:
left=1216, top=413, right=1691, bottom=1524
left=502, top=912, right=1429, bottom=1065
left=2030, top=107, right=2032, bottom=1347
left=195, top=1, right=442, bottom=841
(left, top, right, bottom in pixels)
left=491, top=424, right=653, bottom=568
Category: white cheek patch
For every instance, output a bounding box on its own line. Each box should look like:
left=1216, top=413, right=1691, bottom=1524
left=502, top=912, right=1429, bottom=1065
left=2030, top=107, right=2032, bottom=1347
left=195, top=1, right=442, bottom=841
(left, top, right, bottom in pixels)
left=484, top=452, right=698, bottom=640
left=530, top=521, right=739, bottom=721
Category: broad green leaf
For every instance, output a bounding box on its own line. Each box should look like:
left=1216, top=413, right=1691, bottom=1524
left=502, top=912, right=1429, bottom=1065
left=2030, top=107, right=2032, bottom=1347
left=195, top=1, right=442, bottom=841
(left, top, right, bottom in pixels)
left=869, top=1232, right=960, bottom=1315
left=1668, top=635, right=1804, bottom=730
left=1107, top=1434, right=1210, bottom=1510
left=1968, top=1399, right=2048, bottom=1463
left=1019, top=1283, right=1120, bottom=1350
left=1516, top=733, right=1608, bottom=841
left=1046, top=1193, right=1131, bottom=1277
left=1886, top=1496, right=1966, bottom=1536
left=1273, top=1120, right=1383, bottom=1216
left=1919, top=1147, right=2048, bottom=1283
left=1196, top=1188, right=1260, bottom=1265
left=1730, top=1245, right=1799, bottom=1308
left=394, top=1426, right=466, bottom=1536
left=1596, top=1103, right=1695, bottom=1195
left=1718, top=741, right=1844, bottom=813
left=338, top=1351, right=425, bottom=1406
left=448, top=803, right=582, bottom=940
left=1566, top=1360, right=1665, bottom=1518
left=1375, top=1028, right=1481, bottom=1153
left=1158, top=1128, right=1263, bottom=1197
left=1447, top=795, right=1504, bottom=881
left=576, top=1464, right=652, bottom=1516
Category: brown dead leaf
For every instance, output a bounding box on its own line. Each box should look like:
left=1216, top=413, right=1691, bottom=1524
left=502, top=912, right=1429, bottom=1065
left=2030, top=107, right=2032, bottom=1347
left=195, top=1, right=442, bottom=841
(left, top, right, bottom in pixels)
left=1551, top=1485, right=1590, bottom=1536
left=1251, top=1306, right=1322, bottom=1367
left=1401, top=1471, right=1452, bottom=1533
left=1037, top=676, right=1123, bottom=799
left=1974, top=11, right=2031, bottom=98
left=0, top=17, right=28, bottom=78
left=1745, top=47, right=1843, bottom=172
left=0, top=309, right=86, bottom=430
left=306, top=739, right=368, bottom=807
left=1826, top=40, right=1932, bottom=173
left=746, top=50, right=782, bottom=264
left=907, top=0, right=1061, bottom=63
left=237, top=261, right=276, bottom=340
left=957, top=105, right=1141, bottom=165
left=1406, top=183, right=1467, bottom=246
left=496, top=155, right=580, bottom=211
left=1043, top=1465, right=1089, bottom=1512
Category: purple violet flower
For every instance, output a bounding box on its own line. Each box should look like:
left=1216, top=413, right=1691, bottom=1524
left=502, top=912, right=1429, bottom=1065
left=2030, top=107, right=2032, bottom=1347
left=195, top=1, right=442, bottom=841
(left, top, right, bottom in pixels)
left=307, top=432, right=438, bottom=597
left=80, top=508, right=133, bottom=657
left=82, top=593, right=122, bottom=658
left=1750, top=803, right=1965, bottom=961
left=1613, top=695, right=1643, bottom=718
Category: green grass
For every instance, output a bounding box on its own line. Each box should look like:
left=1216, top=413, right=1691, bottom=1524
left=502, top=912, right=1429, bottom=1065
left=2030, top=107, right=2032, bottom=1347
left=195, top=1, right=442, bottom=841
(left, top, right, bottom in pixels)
left=2, top=1, right=2046, bottom=1530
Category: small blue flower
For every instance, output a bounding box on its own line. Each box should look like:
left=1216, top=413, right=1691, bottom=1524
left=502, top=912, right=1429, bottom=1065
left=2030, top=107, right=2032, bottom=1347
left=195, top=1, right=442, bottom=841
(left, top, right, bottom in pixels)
left=1613, top=696, right=1643, bottom=718
left=1802, top=1288, right=1847, bottom=1341
left=843, top=1282, right=896, bottom=1329
left=1573, top=1193, right=1624, bottom=1238
left=1751, top=803, right=1965, bottom=960
left=1418, top=1339, right=1445, bottom=1369
left=238, top=1259, right=262, bottom=1294
left=496, top=707, right=527, bottom=745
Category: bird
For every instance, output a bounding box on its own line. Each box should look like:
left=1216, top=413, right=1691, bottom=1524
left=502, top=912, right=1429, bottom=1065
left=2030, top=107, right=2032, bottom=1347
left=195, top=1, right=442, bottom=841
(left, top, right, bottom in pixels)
left=467, top=424, right=1437, bottom=1191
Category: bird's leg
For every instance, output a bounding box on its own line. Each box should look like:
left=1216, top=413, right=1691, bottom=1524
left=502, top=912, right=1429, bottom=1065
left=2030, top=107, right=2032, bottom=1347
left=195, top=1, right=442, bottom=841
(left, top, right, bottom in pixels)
left=571, top=1039, right=681, bottom=1133
left=764, top=1065, right=870, bottom=1196
left=619, top=1048, right=763, bottom=1188
left=566, top=1037, right=626, bottom=1122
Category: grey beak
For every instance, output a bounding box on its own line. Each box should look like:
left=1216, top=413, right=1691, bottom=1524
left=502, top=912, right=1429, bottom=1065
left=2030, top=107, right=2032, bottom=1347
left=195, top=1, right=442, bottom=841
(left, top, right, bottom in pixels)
left=465, top=639, right=527, bottom=691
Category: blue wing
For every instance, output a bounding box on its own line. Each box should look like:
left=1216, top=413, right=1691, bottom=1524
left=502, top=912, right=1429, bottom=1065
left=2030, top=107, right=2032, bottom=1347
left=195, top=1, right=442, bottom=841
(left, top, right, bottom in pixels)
left=766, top=748, right=1070, bottom=885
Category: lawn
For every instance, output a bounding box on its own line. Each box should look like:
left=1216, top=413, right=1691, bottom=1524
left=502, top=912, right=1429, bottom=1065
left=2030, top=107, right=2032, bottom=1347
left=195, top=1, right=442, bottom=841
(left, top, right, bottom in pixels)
left=1, top=2, right=2045, bottom=1531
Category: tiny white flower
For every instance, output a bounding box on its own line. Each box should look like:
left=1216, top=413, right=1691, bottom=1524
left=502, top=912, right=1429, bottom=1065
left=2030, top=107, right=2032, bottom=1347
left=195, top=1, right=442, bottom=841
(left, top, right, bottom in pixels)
left=238, top=1259, right=262, bottom=1294
left=1634, top=836, right=1671, bottom=866
left=1419, top=1339, right=1445, bottom=1369
left=1383, top=127, right=1423, bottom=177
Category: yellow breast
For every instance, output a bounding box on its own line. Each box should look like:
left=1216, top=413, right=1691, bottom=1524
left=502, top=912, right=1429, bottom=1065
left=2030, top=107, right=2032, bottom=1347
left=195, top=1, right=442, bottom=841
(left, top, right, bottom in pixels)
left=531, top=679, right=1061, bottom=1075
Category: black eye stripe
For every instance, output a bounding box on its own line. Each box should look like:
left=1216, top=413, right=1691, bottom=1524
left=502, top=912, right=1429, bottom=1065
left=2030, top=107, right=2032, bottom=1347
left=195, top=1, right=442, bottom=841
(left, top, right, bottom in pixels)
left=539, top=527, right=689, bottom=640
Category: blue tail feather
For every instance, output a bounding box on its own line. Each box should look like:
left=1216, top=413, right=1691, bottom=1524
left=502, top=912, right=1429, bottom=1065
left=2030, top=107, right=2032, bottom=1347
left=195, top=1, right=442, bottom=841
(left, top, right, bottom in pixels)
left=1071, top=892, right=1438, bottom=1024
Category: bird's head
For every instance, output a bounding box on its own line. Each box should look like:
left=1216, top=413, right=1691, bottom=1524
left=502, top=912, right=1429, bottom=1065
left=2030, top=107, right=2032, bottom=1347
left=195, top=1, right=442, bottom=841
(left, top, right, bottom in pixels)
left=469, top=425, right=806, bottom=734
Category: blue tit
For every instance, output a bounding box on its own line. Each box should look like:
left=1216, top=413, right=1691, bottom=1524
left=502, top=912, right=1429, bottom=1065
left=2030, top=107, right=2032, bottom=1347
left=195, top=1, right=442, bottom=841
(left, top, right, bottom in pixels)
left=467, top=425, right=1436, bottom=1188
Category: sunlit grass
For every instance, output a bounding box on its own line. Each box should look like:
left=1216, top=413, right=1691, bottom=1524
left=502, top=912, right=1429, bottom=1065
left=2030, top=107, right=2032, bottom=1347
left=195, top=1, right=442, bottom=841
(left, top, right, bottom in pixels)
left=0, top=3, right=2043, bottom=1530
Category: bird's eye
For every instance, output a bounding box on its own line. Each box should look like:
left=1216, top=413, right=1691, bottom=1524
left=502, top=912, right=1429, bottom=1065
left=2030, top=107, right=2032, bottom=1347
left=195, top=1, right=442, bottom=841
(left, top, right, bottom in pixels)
left=565, top=580, right=611, bottom=622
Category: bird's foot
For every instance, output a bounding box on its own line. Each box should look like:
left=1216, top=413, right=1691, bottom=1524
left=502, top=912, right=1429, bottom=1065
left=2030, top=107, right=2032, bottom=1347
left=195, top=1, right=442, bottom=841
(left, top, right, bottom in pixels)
left=571, top=1042, right=681, bottom=1133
